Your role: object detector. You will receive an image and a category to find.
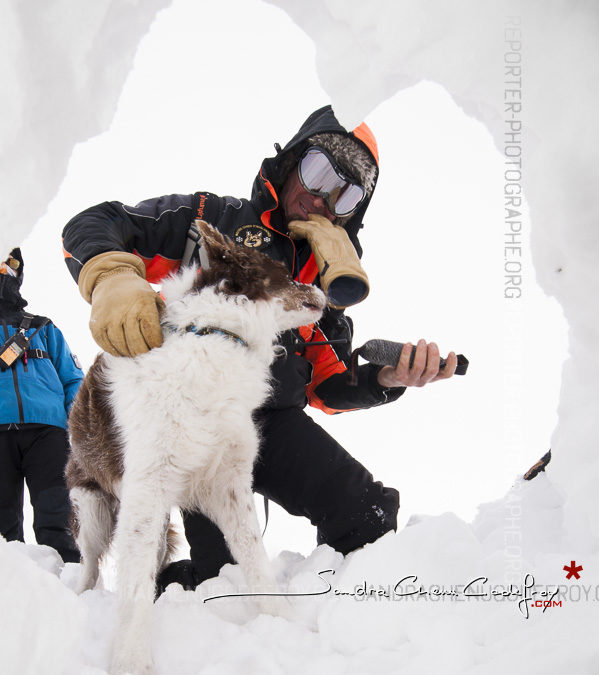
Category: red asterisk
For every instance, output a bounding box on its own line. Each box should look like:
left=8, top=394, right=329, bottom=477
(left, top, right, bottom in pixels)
left=563, top=561, right=583, bottom=580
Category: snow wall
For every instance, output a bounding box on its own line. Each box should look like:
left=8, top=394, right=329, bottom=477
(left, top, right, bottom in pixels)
left=0, top=0, right=171, bottom=257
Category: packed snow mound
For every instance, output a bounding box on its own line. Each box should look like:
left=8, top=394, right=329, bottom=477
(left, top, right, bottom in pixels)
left=0, top=541, right=85, bottom=674
left=2, top=478, right=597, bottom=675
left=0, top=0, right=171, bottom=258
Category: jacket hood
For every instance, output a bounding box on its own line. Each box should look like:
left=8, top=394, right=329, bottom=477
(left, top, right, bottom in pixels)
left=252, top=105, right=379, bottom=257
left=0, top=247, right=27, bottom=310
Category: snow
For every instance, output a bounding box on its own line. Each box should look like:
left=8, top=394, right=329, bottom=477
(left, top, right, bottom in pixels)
left=0, top=542, right=85, bottom=673
left=1, top=0, right=597, bottom=672
left=3, top=480, right=597, bottom=673
left=0, top=0, right=171, bottom=258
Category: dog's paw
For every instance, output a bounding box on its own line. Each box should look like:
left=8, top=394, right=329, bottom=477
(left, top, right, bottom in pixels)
left=110, top=638, right=155, bottom=675
left=110, top=655, right=155, bottom=675
left=256, top=595, right=293, bottom=621
left=75, top=570, right=99, bottom=595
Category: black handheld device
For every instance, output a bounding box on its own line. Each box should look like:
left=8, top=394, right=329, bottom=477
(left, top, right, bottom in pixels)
left=0, top=333, right=29, bottom=370
left=349, top=339, right=469, bottom=385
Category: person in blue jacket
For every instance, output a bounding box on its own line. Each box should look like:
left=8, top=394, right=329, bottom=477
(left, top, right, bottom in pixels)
left=0, top=248, right=83, bottom=562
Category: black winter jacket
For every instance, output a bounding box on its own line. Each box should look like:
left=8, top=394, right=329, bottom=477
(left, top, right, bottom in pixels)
left=62, top=106, right=405, bottom=413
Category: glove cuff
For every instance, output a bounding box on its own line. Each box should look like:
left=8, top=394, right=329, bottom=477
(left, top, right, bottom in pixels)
left=78, top=251, right=147, bottom=303
left=288, top=216, right=369, bottom=309
left=320, top=259, right=369, bottom=310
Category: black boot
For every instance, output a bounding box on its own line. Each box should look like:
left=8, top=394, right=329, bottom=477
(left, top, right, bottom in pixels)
left=156, top=559, right=201, bottom=598
left=523, top=449, right=552, bottom=481
left=32, top=486, right=80, bottom=563
left=156, top=509, right=237, bottom=599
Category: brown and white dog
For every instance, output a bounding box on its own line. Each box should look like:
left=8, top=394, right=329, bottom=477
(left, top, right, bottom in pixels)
left=66, top=221, right=326, bottom=674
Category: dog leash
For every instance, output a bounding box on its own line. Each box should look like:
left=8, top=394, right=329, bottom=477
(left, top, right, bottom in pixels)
left=262, top=497, right=269, bottom=537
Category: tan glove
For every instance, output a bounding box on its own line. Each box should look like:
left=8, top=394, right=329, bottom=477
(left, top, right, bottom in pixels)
left=78, top=251, right=165, bottom=357
left=287, top=214, right=369, bottom=309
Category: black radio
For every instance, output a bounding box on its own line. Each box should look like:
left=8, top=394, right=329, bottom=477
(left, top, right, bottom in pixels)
left=0, top=332, right=30, bottom=370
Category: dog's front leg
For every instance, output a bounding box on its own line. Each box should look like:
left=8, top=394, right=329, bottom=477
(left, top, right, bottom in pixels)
left=110, top=476, right=169, bottom=675
left=203, top=469, right=286, bottom=618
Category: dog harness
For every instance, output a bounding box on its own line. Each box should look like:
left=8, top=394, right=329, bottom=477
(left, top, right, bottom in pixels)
left=182, top=220, right=211, bottom=270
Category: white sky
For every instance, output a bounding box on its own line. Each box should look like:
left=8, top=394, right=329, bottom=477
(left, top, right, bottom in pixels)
left=20, top=0, right=568, bottom=557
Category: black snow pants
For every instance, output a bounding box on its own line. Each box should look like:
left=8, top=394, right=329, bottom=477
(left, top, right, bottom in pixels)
left=182, top=407, right=399, bottom=581
left=0, top=424, right=79, bottom=563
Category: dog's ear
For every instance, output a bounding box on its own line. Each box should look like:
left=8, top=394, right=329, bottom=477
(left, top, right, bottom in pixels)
left=161, top=265, right=199, bottom=304
left=196, top=220, right=231, bottom=265
left=196, top=220, right=275, bottom=300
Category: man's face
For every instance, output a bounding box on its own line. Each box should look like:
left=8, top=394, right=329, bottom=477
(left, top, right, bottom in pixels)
left=279, top=167, right=335, bottom=224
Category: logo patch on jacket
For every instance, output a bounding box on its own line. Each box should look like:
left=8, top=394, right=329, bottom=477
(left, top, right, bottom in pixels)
left=234, top=224, right=272, bottom=250
left=72, top=354, right=83, bottom=370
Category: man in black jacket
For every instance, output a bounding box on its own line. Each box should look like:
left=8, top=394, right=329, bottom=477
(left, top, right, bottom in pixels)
left=62, top=106, right=457, bottom=589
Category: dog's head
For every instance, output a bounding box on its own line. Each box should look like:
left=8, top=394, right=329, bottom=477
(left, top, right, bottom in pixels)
left=161, top=221, right=326, bottom=332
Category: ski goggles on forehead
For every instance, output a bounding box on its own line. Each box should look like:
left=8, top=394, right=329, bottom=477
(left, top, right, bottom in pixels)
left=298, top=146, right=366, bottom=217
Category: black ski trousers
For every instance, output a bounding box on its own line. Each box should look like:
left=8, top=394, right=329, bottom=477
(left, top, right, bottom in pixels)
left=0, top=424, right=79, bottom=563
left=182, top=407, right=399, bottom=580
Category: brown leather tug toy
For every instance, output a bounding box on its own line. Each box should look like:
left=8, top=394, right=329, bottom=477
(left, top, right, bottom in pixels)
left=287, top=213, right=369, bottom=309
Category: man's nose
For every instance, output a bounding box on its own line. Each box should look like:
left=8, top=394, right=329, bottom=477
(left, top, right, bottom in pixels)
left=312, top=194, right=327, bottom=209
left=310, top=194, right=334, bottom=219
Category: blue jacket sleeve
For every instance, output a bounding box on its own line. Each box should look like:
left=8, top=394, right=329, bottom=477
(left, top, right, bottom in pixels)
left=45, top=323, right=84, bottom=414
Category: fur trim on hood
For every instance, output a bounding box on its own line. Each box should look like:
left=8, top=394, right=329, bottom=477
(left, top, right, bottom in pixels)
left=306, top=132, right=377, bottom=198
